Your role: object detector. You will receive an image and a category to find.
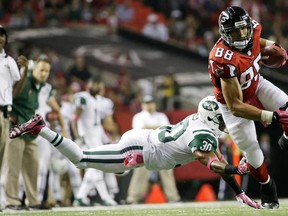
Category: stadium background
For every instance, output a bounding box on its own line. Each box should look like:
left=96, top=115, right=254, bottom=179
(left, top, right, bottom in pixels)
left=1, top=0, right=288, bottom=201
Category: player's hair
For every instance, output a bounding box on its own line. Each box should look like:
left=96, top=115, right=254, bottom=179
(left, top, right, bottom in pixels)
left=36, top=55, right=51, bottom=65
left=88, top=75, right=102, bottom=84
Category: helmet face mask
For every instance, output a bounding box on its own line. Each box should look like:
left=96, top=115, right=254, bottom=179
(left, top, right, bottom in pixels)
left=198, top=96, right=226, bottom=136
left=218, top=6, right=252, bottom=50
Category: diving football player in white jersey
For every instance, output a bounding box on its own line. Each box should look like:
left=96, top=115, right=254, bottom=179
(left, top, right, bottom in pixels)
left=10, top=96, right=260, bottom=209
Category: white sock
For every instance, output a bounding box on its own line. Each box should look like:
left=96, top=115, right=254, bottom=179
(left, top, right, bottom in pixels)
left=39, top=127, right=83, bottom=164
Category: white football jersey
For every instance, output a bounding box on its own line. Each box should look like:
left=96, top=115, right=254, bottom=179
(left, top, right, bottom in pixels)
left=73, top=92, right=114, bottom=147
left=36, top=83, right=52, bottom=117
left=143, top=114, right=219, bottom=170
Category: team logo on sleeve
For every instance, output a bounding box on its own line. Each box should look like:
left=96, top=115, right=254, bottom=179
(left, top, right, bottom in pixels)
left=215, top=65, right=224, bottom=75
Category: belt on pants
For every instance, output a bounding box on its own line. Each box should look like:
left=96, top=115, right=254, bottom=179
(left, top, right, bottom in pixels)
left=0, top=105, right=12, bottom=112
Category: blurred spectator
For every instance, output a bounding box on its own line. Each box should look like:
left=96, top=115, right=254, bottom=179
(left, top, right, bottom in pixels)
left=168, top=9, right=186, bottom=42
left=67, top=0, right=82, bottom=21
left=106, top=5, right=118, bottom=34
left=67, top=54, right=92, bottom=90
left=81, top=1, right=93, bottom=23
left=158, top=68, right=180, bottom=110
left=0, top=1, right=4, bottom=20
left=142, top=14, right=169, bottom=42
left=113, top=67, right=135, bottom=108
left=115, top=0, right=134, bottom=23
left=43, top=0, right=65, bottom=27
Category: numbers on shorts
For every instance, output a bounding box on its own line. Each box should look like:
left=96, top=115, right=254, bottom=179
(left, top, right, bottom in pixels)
left=158, top=119, right=189, bottom=143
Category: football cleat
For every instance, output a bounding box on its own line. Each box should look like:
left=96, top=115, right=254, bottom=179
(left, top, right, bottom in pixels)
left=9, top=114, right=46, bottom=139
left=260, top=178, right=279, bottom=209
left=124, top=153, right=144, bottom=167
left=236, top=192, right=261, bottom=209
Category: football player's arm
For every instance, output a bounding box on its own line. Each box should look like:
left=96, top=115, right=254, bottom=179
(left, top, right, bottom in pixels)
left=102, top=114, right=115, bottom=133
left=70, top=107, right=82, bottom=139
left=221, top=77, right=264, bottom=120
left=193, top=150, right=226, bottom=173
left=193, top=150, right=247, bottom=175
left=13, top=55, right=29, bottom=97
left=47, top=96, right=68, bottom=138
left=260, top=38, right=275, bottom=48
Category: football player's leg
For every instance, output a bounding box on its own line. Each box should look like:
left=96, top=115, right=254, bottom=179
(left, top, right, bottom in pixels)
left=126, top=167, right=150, bottom=204
left=76, top=144, right=129, bottom=172
left=222, top=107, right=278, bottom=208
left=257, top=78, right=288, bottom=150
left=91, top=170, right=117, bottom=206
left=104, top=173, right=119, bottom=198
left=67, top=163, right=82, bottom=198
left=159, top=170, right=180, bottom=202
left=77, top=129, right=146, bottom=173
left=39, top=127, right=83, bottom=165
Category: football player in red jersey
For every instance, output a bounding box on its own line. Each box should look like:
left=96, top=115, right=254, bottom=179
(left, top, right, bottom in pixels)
left=209, top=6, right=288, bottom=209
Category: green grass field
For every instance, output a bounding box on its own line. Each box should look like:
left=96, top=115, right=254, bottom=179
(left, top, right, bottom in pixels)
left=2, top=199, right=288, bottom=216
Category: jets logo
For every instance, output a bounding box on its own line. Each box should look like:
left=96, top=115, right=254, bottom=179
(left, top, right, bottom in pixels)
left=202, top=100, right=219, bottom=111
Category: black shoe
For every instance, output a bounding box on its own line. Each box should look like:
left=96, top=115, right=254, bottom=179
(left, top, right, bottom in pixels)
left=5, top=205, right=29, bottom=211
left=260, top=178, right=279, bottom=209
left=29, top=204, right=51, bottom=210
left=278, top=135, right=288, bottom=151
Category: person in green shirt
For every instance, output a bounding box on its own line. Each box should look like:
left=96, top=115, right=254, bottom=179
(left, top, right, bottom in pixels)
left=5, top=56, right=51, bottom=210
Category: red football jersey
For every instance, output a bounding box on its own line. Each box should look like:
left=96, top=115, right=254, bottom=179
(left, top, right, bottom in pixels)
left=208, top=20, right=262, bottom=104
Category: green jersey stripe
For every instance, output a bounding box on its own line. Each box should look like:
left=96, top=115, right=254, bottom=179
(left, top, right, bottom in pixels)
left=51, top=134, right=59, bottom=144
left=54, top=136, right=63, bottom=147
left=83, top=150, right=121, bottom=155
left=80, top=158, right=125, bottom=164
left=120, top=146, right=143, bottom=154
left=193, top=129, right=214, bottom=136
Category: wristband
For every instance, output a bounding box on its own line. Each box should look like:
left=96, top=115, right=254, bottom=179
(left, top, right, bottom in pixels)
left=261, top=110, right=273, bottom=123
left=224, top=165, right=239, bottom=174
left=207, top=157, right=219, bottom=170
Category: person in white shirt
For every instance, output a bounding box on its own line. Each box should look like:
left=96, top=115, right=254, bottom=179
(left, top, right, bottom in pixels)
left=142, top=14, right=169, bottom=42
left=0, top=25, right=24, bottom=209
left=126, top=95, right=180, bottom=203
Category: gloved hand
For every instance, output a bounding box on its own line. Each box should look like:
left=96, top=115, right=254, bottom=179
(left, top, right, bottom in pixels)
left=274, top=43, right=287, bottom=67
left=272, top=102, right=288, bottom=125
left=237, top=156, right=249, bottom=175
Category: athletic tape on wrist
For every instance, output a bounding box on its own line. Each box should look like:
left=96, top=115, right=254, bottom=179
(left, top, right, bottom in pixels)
left=261, top=110, right=273, bottom=123
left=207, top=157, right=219, bottom=170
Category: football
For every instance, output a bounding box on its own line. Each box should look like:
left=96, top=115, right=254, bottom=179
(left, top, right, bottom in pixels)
left=261, top=44, right=286, bottom=68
